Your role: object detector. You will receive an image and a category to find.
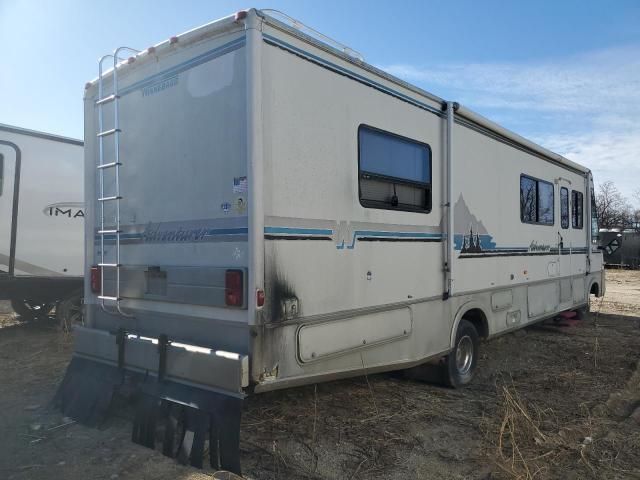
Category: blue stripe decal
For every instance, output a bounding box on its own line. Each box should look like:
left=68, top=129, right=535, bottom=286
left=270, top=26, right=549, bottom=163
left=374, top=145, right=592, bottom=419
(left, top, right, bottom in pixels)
left=263, top=34, right=442, bottom=116
left=355, top=230, right=441, bottom=238
left=338, top=230, right=443, bottom=249
left=117, top=37, right=246, bottom=98
left=264, top=226, right=333, bottom=236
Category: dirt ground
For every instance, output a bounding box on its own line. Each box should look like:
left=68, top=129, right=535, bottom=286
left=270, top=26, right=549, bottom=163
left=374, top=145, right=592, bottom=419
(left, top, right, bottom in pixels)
left=1, top=270, right=639, bottom=480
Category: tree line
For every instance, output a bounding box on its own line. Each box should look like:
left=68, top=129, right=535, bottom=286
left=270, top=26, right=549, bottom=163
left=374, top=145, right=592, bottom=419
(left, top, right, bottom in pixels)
left=595, top=181, right=640, bottom=231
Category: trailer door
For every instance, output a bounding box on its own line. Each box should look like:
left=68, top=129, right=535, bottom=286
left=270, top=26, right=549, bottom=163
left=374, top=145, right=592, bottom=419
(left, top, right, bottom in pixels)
left=557, top=181, right=573, bottom=308
left=0, top=146, right=18, bottom=275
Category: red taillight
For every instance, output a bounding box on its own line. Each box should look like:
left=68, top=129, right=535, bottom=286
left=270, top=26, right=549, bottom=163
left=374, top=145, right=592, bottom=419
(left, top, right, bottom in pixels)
left=90, top=265, right=101, bottom=293
left=225, top=270, right=243, bottom=307
left=256, top=289, right=265, bottom=307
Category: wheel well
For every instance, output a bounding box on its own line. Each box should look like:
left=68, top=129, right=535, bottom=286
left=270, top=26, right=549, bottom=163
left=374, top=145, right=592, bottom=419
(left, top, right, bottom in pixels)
left=590, top=282, right=600, bottom=297
left=462, top=308, right=489, bottom=339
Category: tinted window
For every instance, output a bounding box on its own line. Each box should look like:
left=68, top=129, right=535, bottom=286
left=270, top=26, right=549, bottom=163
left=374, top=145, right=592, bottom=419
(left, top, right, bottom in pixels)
left=358, top=125, right=431, bottom=213
left=520, top=175, right=554, bottom=225
left=572, top=190, right=584, bottom=229
left=560, top=187, right=569, bottom=229
left=537, top=181, right=554, bottom=225
left=520, top=176, right=537, bottom=222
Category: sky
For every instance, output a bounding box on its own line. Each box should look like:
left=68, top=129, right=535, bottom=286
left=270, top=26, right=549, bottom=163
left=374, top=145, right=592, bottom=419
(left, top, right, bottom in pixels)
left=1, top=0, right=639, bottom=204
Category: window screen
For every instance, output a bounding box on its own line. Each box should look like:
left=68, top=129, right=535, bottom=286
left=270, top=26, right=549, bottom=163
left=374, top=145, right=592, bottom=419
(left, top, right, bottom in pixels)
left=572, top=190, right=584, bottom=229
left=358, top=125, right=431, bottom=213
left=560, top=187, right=569, bottom=229
left=520, top=175, right=554, bottom=225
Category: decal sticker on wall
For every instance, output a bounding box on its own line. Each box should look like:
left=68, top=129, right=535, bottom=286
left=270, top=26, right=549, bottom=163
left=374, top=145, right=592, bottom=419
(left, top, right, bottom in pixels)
left=142, top=75, right=178, bottom=97
left=96, top=217, right=248, bottom=245
left=234, top=196, right=247, bottom=214
left=221, top=202, right=231, bottom=214
left=454, top=195, right=588, bottom=258
left=233, top=176, right=248, bottom=193
left=43, top=202, right=85, bottom=219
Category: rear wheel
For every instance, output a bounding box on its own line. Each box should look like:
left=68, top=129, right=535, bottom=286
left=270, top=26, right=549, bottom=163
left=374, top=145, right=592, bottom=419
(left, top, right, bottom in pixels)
left=10, top=299, right=54, bottom=321
left=443, top=319, right=479, bottom=388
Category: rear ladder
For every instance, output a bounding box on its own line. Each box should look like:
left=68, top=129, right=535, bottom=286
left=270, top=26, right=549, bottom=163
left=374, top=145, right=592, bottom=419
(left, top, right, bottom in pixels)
left=95, top=47, right=139, bottom=314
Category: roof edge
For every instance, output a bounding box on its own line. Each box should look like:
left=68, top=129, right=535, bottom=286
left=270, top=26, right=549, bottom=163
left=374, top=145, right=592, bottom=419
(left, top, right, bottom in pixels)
left=0, top=123, right=83, bottom=146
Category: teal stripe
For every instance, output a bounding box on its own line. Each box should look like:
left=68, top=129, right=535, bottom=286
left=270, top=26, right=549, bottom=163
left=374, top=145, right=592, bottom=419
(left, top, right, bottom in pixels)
left=355, top=230, right=442, bottom=238
left=265, top=226, right=333, bottom=236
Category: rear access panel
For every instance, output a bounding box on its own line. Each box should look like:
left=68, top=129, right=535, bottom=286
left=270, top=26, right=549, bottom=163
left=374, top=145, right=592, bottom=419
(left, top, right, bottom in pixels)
left=297, top=307, right=412, bottom=363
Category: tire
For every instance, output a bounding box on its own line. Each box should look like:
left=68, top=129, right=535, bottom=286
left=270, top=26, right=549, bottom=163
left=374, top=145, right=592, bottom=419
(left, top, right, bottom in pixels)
left=442, top=319, right=480, bottom=388
left=56, top=289, right=83, bottom=333
left=10, top=299, right=54, bottom=321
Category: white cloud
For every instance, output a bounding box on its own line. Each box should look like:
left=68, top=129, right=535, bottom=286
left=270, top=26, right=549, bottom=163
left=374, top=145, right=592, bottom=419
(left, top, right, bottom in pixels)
left=382, top=45, right=640, bottom=205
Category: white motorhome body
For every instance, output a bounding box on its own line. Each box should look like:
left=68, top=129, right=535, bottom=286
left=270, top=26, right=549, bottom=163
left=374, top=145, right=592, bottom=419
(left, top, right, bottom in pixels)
left=59, top=9, right=604, bottom=473
left=0, top=124, right=84, bottom=315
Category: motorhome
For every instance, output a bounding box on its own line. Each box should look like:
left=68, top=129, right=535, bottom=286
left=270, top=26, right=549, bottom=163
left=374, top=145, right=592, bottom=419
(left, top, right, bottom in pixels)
left=0, top=123, right=84, bottom=323
left=57, top=9, right=604, bottom=474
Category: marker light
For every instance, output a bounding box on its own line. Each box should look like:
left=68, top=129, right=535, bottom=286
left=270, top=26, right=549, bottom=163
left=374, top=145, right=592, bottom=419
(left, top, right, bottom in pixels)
left=257, top=289, right=265, bottom=307
left=225, top=270, right=244, bottom=307
left=90, top=265, right=101, bottom=293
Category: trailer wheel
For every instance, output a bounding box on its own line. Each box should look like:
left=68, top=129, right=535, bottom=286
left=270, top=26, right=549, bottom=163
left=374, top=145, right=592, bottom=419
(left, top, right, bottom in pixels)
left=56, top=289, right=83, bottom=333
left=10, top=299, right=53, bottom=321
left=443, top=319, right=479, bottom=388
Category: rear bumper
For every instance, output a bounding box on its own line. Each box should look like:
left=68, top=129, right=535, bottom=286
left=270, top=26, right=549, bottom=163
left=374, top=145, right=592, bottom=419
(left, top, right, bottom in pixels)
left=73, top=325, right=249, bottom=395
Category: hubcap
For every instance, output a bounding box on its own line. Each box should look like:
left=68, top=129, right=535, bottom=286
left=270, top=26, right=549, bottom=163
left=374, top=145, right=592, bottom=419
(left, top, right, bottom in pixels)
left=455, top=335, right=474, bottom=375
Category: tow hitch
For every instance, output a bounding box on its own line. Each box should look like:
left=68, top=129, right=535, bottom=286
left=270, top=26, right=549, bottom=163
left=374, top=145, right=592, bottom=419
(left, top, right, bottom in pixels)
left=54, top=326, right=247, bottom=474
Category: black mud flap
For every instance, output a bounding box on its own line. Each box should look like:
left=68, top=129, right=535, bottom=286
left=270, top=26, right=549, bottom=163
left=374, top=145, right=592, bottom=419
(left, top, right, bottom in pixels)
left=133, top=381, right=243, bottom=474
left=53, top=356, right=124, bottom=426
left=54, top=357, right=243, bottom=475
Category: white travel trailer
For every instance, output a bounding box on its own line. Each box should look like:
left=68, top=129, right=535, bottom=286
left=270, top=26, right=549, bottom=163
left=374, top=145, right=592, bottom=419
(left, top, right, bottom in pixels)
left=57, top=9, right=604, bottom=474
left=0, top=124, right=84, bottom=322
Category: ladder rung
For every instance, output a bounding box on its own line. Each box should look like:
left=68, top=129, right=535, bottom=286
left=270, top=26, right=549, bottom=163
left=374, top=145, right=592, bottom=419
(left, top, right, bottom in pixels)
left=98, top=195, right=122, bottom=202
left=97, top=162, right=122, bottom=169
left=97, top=128, right=121, bottom=137
left=98, top=295, right=120, bottom=301
left=96, top=94, right=119, bottom=105
left=98, top=263, right=122, bottom=267
left=98, top=229, right=121, bottom=234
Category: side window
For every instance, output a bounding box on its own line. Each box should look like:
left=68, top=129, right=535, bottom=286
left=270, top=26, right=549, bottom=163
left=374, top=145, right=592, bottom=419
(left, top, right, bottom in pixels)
left=560, top=187, right=569, bottom=229
left=0, top=154, right=4, bottom=196
left=358, top=125, right=432, bottom=213
left=590, top=190, right=599, bottom=243
left=520, top=176, right=537, bottom=222
left=572, top=190, right=584, bottom=229
left=520, top=175, right=554, bottom=225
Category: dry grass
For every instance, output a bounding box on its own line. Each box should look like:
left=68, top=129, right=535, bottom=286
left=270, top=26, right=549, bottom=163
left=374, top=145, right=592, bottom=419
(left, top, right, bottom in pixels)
left=485, top=377, right=640, bottom=480
left=486, top=383, right=593, bottom=479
